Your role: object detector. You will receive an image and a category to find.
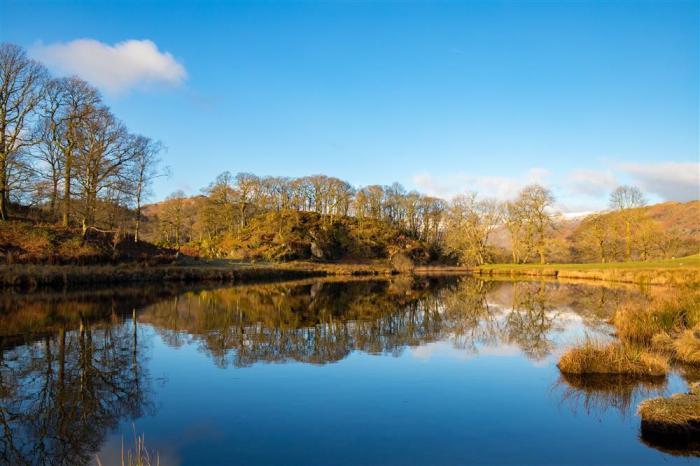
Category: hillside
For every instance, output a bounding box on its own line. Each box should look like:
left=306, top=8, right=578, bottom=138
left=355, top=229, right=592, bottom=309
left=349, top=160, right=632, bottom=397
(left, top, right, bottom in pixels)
left=489, top=200, right=699, bottom=263
left=0, top=221, right=176, bottom=265
left=141, top=204, right=441, bottom=265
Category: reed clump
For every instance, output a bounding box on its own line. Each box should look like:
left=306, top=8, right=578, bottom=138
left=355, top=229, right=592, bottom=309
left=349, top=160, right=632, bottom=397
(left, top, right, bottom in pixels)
left=612, top=292, right=700, bottom=345
left=557, top=339, right=669, bottom=377
left=96, top=432, right=159, bottom=466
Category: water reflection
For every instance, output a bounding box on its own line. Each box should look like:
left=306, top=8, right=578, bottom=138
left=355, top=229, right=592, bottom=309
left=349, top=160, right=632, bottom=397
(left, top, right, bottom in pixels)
left=1, top=277, right=689, bottom=465
left=556, top=373, right=667, bottom=418
left=0, top=318, right=152, bottom=465
left=138, top=278, right=630, bottom=367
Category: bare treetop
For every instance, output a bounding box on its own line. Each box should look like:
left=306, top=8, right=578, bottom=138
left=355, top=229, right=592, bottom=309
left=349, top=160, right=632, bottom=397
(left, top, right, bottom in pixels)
left=609, top=185, right=646, bottom=211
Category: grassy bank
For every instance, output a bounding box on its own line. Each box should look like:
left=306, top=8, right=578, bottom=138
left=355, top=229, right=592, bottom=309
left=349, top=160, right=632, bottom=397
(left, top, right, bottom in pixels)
left=0, top=259, right=415, bottom=290
left=0, top=263, right=325, bottom=289
left=477, top=255, right=700, bottom=286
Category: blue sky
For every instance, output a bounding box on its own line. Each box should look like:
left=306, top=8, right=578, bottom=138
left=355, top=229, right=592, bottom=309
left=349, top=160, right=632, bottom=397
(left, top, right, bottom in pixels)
left=2, top=0, right=698, bottom=211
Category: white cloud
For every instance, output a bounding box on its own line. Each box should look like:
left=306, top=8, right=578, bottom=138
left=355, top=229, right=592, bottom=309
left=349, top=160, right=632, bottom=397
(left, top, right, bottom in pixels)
left=32, top=39, right=187, bottom=93
left=412, top=168, right=550, bottom=201
left=566, top=169, right=618, bottom=197
left=412, top=160, right=699, bottom=216
left=619, top=162, right=699, bottom=202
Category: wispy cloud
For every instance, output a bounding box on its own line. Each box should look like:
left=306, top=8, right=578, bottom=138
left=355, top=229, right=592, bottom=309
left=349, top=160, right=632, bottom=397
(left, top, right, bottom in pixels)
left=412, top=161, right=699, bottom=216
left=619, top=162, right=700, bottom=202
left=31, top=39, right=187, bottom=94
left=566, top=169, right=618, bottom=197
left=412, top=168, right=550, bottom=201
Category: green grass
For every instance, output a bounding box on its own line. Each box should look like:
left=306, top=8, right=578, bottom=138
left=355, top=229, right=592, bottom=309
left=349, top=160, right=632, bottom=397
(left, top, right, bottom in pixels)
left=480, top=254, right=700, bottom=271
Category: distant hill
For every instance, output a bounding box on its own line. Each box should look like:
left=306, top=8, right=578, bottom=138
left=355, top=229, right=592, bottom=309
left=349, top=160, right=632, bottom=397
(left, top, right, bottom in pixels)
left=489, top=200, right=699, bottom=262
left=643, top=200, right=700, bottom=239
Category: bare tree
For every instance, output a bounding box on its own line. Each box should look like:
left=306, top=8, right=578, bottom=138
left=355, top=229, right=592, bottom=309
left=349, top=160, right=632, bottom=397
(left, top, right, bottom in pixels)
left=507, top=185, right=555, bottom=264
left=160, top=190, right=186, bottom=253
left=74, top=106, right=135, bottom=234
left=609, top=185, right=646, bottom=260
left=41, top=77, right=101, bottom=226
left=578, top=213, right=614, bottom=263
left=131, top=136, right=164, bottom=242
left=444, top=193, right=502, bottom=265
left=0, top=43, right=48, bottom=219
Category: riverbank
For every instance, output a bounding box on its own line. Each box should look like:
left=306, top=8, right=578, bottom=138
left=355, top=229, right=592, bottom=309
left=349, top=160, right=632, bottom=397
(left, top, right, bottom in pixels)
left=476, top=255, right=700, bottom=286
left=0, top=259, right=411, bottom=290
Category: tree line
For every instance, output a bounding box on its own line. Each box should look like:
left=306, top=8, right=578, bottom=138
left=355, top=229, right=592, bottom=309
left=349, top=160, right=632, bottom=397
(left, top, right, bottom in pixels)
left=1, top=42, right=690, bottom=264
left=154, top=167, right=679, bottom=265
left=0, top=43, right=163, bottom=239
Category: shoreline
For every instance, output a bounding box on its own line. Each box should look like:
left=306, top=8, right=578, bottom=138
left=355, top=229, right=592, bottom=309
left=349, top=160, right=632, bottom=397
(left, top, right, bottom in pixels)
left=2, top=258, right=698, bottom=290
left=476, top=263, right=700, bottom=287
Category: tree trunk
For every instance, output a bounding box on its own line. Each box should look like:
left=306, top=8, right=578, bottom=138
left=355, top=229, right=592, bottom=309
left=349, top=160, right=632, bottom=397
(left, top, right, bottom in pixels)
left=62, top=156, right=72, bottom=227
left=0, top=162, right=7, bottom=221
left=50, top=177, right=59, bottom=221
left=0, top=133, right=7, bottom=220
left=134, top=202, right=141, bottom=242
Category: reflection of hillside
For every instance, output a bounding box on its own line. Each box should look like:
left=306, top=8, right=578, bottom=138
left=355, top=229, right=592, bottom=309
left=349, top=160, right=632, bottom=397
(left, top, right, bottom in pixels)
left=0, top=318, right=152, bottom=465
left=140, top=279, right=452, bottom=366
left=139, top=278, right=635, bottom=367
left=0, top=286, right=188, bottom=350
left=0, top=277, right=652, bottom=463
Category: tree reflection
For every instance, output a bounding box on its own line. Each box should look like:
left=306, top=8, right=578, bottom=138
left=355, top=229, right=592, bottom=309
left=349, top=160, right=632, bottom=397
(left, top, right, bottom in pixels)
left=140, top=278, right=629, bottom=367
left=0, top=312, right=152, bottom=465
left=0, top=277, right=647, bottom=464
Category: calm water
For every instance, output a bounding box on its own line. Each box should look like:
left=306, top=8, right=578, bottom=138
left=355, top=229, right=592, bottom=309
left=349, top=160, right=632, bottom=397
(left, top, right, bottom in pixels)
left=0, top=277, right=696, bottom=466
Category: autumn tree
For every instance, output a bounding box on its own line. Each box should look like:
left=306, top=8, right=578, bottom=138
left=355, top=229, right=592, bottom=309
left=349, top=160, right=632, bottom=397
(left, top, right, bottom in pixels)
left=577, top=213, right=615, bottom=263
left=609, top=185, right=646, bottom=261
left=444, top=193, right=502, bottom=265
left=505, top=185, right=555, bottom=264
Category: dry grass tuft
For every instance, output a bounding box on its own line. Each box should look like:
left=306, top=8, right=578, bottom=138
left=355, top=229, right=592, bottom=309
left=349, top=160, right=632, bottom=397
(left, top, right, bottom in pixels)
left=650, top=331, right=675, bottom=353
left=638, top=384, right=700, bottom=448
left=613, top=301, right=661, bottom=344
left=612, top=292, right=699, bottom=345
left=557, top=339, right=669, bottom=377
left=674, top=328, right=700, bottom=365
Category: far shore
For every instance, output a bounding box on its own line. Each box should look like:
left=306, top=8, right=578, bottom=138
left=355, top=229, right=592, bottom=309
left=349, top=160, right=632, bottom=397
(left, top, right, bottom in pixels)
left=0, top=255, right=698, bottom=290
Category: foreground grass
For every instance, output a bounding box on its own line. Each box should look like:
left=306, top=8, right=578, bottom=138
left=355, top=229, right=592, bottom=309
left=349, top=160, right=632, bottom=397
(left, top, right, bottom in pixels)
left=559, top=287, right=700, bottom=452
left=96, top=432, right=158, bottom=466
left=638, top=384, right=700, bottom=447
left=560, top=289, right=700, bottom=375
